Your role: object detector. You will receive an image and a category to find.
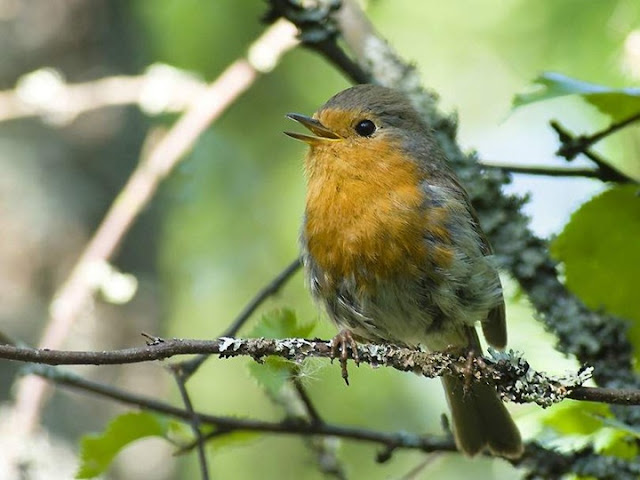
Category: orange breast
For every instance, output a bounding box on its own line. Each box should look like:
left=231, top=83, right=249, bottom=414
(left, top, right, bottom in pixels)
left=304, top=138, right=450, bottom=290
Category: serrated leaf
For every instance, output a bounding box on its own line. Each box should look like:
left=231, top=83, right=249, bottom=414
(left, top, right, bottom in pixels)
left=550, top=185, right=640, bottom=361
left=76, top=412, right=169, bottom=478
left=514, top=72, right=640, bottom=121
left=248, top=356, right=296, bottom=397
left=249, top=308, right=314, bottom=339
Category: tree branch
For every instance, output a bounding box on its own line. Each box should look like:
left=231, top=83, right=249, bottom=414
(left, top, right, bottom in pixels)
left=480, top=162, right=614, bottom=181
left=26, top=364, right=640, bottom=479
left=550, top=120, right=636, bottom=183
left=554, top=111, right=640, bottom=160
left=265, top=0, right=370, bottom=84
left=291, top=376, right=324, bottom=425
left=11, top=337, right=640, bottom=407
left=170, top=366, right=210, bottom=480
left=0, top=65, right=207, bottom=124
left=27, top=363, right=457, bottom=453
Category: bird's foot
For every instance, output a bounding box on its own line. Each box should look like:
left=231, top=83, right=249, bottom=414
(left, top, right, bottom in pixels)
left=330, top=329, right=360, bottom=385
left=442, top=345, right=482, bottom=394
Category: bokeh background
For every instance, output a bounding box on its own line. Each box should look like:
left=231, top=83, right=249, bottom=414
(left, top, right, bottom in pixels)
left=1, top=1, right=639, bottom=479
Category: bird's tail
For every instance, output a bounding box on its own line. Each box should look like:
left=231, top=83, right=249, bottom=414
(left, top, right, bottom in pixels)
left=441, top=374, right=523, bottom=458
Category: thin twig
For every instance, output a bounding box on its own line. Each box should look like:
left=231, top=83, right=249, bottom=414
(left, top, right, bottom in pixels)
left=223, top=258, right=302, bottom=337
left=307, top=39, right=370, bottom=84
left=266, top=0, right=370, bottom=84
left=568, top=386, right=640, bottom=405
left=268, top=366, right=346, bottom=478
left=170, top=367, right=210, bottom=480
left=303, top=435, right=348, bottom=480
left=8, top=18, right=299, bottom=438
left=291, top=376, right=323, bottom=425
left=555, top=111, right=640, bottom=160
left=550, top=120, right=635, bottom=183
left=480, top=163, right=606, bottom=180
left=29, top=363, right=457, bottom=456
left=180, top=258, right=302, bottom=378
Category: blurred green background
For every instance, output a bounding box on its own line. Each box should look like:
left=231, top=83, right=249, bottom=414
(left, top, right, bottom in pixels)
left=0, top=1, right=638, bottom=479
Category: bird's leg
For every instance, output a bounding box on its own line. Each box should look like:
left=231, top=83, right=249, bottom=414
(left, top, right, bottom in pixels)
left=330, top=329, right=360, bottom=385
left=462, top=350, right=477, bottom=393
left=442, top=344, right=480, bottom=394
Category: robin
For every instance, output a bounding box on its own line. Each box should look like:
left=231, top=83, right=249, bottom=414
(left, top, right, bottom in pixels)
left=285, top=84, right=522, bottom=458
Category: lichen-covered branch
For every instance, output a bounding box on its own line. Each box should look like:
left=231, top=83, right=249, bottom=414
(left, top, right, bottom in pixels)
left=5, top=337, right=634, bottom=407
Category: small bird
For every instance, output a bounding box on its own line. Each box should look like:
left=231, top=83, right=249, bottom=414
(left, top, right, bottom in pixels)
left=285, top=84, right=522, bottom=458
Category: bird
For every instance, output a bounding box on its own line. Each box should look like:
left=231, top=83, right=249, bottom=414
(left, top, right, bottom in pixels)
left=284, top=84, right=522, bottom=458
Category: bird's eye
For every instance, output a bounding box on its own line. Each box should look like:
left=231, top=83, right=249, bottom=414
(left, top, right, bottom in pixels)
left=354, top=119, right=376, bottom=137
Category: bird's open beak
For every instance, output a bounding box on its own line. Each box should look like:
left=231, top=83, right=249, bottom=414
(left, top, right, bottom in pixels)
left=284, top=113, right=341, bottom=145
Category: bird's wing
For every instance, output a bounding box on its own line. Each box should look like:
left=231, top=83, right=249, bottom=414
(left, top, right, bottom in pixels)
left=440, top=170, right=507, bottom=349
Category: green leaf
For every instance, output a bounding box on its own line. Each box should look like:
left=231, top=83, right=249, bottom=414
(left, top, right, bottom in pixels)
left=597, top=416, right=640, bottom=440
left=514, top=72, right=640, bottom=121
left=248, top=356, right=296, bottom=397
left=598, top=430, right=639, bottom=459
left=540, top=401, right=640, bottom=459
left=248, top=308, right=314, bottom=339
left=551, top=185, right=640, bottom=360
left=588, top=417, right=638, bottom=457
left=76, top=412, right=169, bottom=478
left=205, top=429, right=262, bottom=451
left=247, top=309, right=313, bottom=396
left=542, top=401, right=610, bottom=436
left=166, top=419, right=193, bottom=445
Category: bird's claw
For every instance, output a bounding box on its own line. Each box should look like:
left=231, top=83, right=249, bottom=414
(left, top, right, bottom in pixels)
left=330, top=330, right=360, bottom=385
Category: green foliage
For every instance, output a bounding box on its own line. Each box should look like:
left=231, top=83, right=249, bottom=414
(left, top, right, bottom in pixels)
left=596, top=418, right=640, bottom=460
left=247, top=309, right=314, bottom=397
left=596, top=429, right=638, bottom=460
left=514, top=73, right=640, bottom=122
left=598, top=417, right=640, bottom=441
left=542, top=401, right=610, bottom=437
left=76, top=412, right=170, bottom=478
left=541, top=401, right=639, bottom=459
left=248, top=308, right=315, bottom=340
left=248, top=356, right=297, bottom=398
left=202, top=428, right=262, bottom=451
left=551, top=185, right=640, bottom=360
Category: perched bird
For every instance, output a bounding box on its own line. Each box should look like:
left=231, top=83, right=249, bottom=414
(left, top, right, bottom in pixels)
left=285, top=84, right=522, bottom=458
